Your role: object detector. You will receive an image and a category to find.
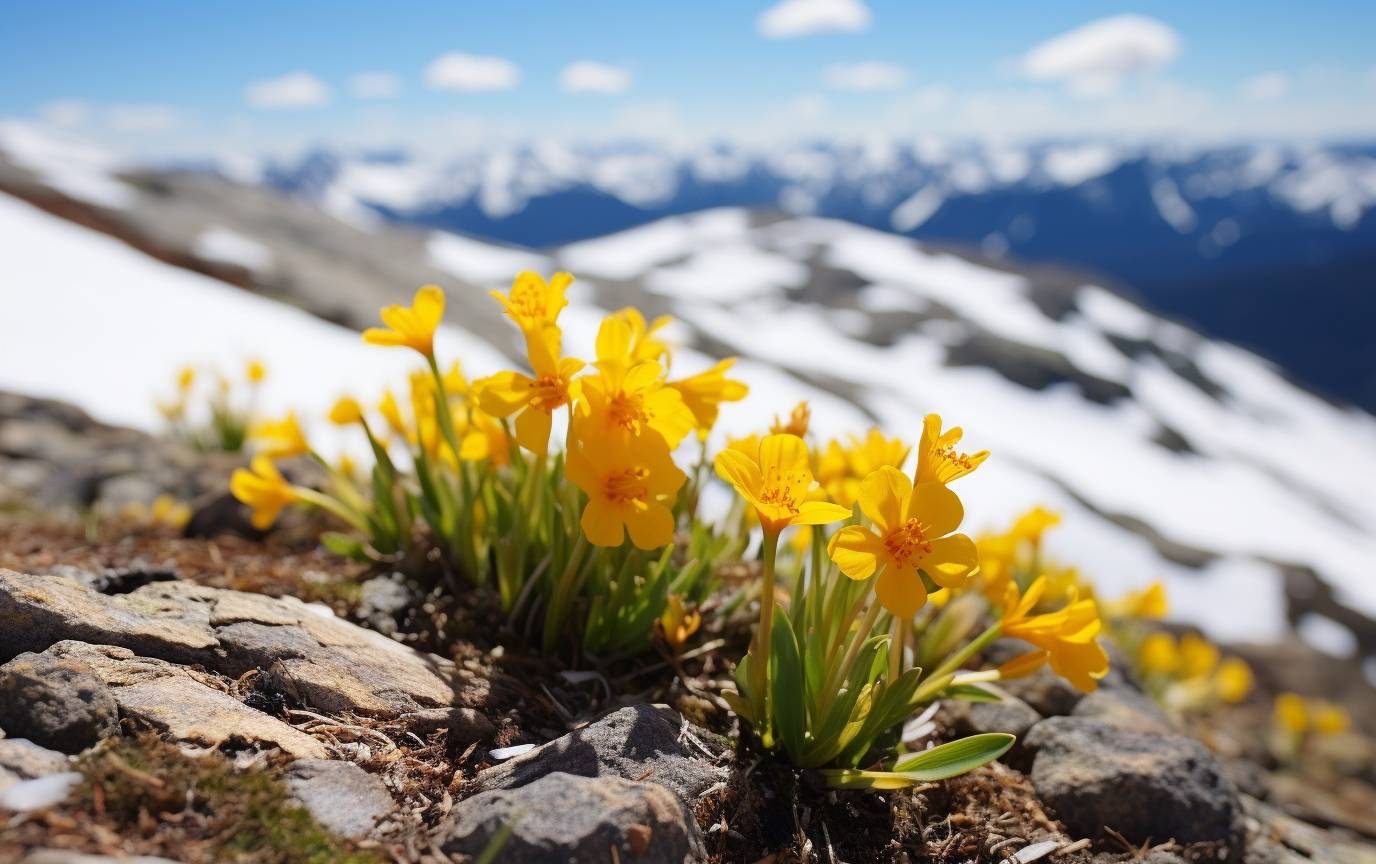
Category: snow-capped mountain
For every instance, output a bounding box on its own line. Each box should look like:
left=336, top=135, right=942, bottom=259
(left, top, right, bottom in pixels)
left=258, top=138, right=1376, bottom=413
left=3, top=121, right=1376, bottom=670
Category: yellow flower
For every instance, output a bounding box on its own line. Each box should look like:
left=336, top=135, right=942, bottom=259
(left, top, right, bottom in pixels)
left=337, top=452, right=358, bottom=478
left=1274, top=692, right=1309, bottom=734
left=668, top=358, right=749, bottom=436
left=613, top=307, right=675, bottom=366
left=659, top=594, right=702, bottom=650
left=565, top=421, right=685, bottom=549
left=245, top=359, right=267, bottom=384
left=363, top=285, right=445, bottom=358
left=476, top=326, right=584, bottom=455
left=1104, top=581, right=1168, bottom=620
left=1178, top=632, right=1220, bottom=680
left=915, top=414, right=988, bottom=485
left=150, top=494, right=191, bottom=529
left=769, top=402, right=810, bottom=437
left=1000, top=577, right=1110, bottom=692
left=847, top=428, right=910, bottom=478
left=975, top=531, right=1016, bottom=603
left=329, top=396, right=364, bottom=426
left=1138, top=632, right=1179, bottom=676
left=726, top=433, right=762, bottom=459
left=230, top=456, right=298, bottom=529
left=714, top=434, right=851, bottom=536
left=442, top=360, right=470, bottom=396
left=826, top=467, right=978, bottom=618
left=577, top=319, right=696, bottom=449
left=1311, top=703, right=1350, bottom=735
left=250, top=413, right=309, bottom=459
left=177, top=365, right=196, bottom=392
left=490, top=271, right=571, bottom=333
left=378, top=391, right=408, bottom=440
left=1011, top=506, right=1060, bottom=545
left=1215, top=657, right=1253, bottom=704
left=456, top=405, right=510, bottom=467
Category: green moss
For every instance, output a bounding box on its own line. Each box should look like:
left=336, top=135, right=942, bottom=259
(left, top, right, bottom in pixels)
left=76, top=737, right=380, bottom=864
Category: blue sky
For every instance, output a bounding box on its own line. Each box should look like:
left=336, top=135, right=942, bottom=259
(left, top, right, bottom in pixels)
left=4, top=0, right=1375, bottom=155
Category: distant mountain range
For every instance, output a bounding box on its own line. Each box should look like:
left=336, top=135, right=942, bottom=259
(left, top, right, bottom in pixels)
left=257, top=139, right=1376, bottom=412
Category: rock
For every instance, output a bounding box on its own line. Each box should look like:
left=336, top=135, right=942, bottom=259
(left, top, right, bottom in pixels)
left=467, top=705, right=725, bottom=806
left=941, top=694, right=1041, bottom=740
left=20, top=852, right=183, bottom=864
left=0, top=652, right=119, bottom=752
left=442, top=772, right=703, bottom=864
left=995, top=667, right=1085, bottom=718
left=0, top=739, right=71, bottom=790
left=1025, top=716, right=1241, bottom=847
left=41, top=642, right=328, bottom=759
left=356, top=574, right=416, bottom=638
left=0, top=568, right=482, bottom=719
left=1070, top=689, right=1172, bottom=735
left=0, top=771, right=82, bottom=812
left=285, top=759, right=396, bottom=840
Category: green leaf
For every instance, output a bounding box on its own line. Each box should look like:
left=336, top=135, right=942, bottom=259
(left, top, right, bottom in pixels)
left=890, top=733, right=1015, bottom=778
left=941, top=683, right=1004, bottom=703
left=770, top=608, right=807, bottom=761
left=320, top=531, right=367, bottom=560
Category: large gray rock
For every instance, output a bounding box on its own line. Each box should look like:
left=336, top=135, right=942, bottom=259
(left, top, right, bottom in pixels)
left=443, top=772, right=703, bottom=864
left=940, top=694, right=1042, bottom=741
left=41, top=642, right=327, bottom=759
left=1026, top=716, right=1241, bottom=847
left=0, top=738, right=71, bottom=791
left=0, top=651, right=118, bottom=752
left=467, top=705, right=725, bottom=806
left=285, top=759, right=396, bottom=840
left=1070, top=688, right=1173, bottom=735
left=0, top=568, right=482, bottom=718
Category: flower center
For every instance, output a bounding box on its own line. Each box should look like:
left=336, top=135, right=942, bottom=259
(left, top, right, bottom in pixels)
left=529, top=375, right=568, bottom=411
left=937, top=445, right=975, bottom=470
left=608, top=390, right=648, bottom=431
left=604, top=466, right=650, bottom=504
left=883, top=518, right=932, bottom=566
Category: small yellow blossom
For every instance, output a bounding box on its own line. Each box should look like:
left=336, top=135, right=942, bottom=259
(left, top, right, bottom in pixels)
left=1178, top=632, right=1220, bottom=679
left=1138, top=631, right=1179, bottom=675
left=246, top=359, right=267, bottom=384
left=668, top=358, right=749, bottom=436
left=363, top=285, right=445, bottom=358
left=1215, top=657, right=1254, bottom=704
left=442, top=360, right=470, bottom=396
left=714, top=434, right=851, bottom=536
left=490, top=271, right=571, bottom=333
left=613, top=307, right=675, bottom=366
left=150, top=494, right=192, bottom=529
left=476, top=326, right=584, bottom=455
left=1312, top=703, right=1350, bottom=735
left=827, top=467, right=978, bottom=619
left=566, top=421, right=685, bottom=549
left=177, top=366, right=196, bottom=392
left=1104, top=581, right=1168, bottom=620
left=378, top=391, right=408, bottom=440
left=250, top=413, right=309, bottom=459
left=999, top=577, right=1110, bottom=692
left=1011, top=506, right=1060, bottom=545
left=770, top=402, right=810, bottom=437
left=659, top=594, right=702, bottom=650
left=329, top=396, right=364, bottom=426
left=230, top=456, right=298, bottom=529
left=915, top=414, right=988, bottom=485
left=1274, top=692, right=1309, bottom=734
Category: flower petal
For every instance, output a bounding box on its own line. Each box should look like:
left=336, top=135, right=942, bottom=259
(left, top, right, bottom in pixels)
left=920, top=533, right=978, bottom=589
left=713, top=448, right=761, bottom=498
left=858, top=466, right=909, bottom=532
left=875, top=564, right=926, bottom=620
left=827, top=525, right=881, bottom=580
left=581, top=497, right=625, bottom=547
left=795, top=500, right=853, bottom=525
left=514, top=406, right=552, bottom=455
left=625, top=502, right=676, bottom=550
left=908, top=481, right=964, bottom=537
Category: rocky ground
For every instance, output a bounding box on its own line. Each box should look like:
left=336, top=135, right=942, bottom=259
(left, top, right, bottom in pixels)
left=2, top=392, right=1375, bottom=864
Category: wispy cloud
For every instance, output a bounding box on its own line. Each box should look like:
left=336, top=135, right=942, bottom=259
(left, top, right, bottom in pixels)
left=1241, top=71, right=1289, bottom=103
left=350, top=72, right=401, bottom=100
left=560, top=61, right=632, bottom=94
left=39, top=100, right=90, bottom=129
left=425, top=53, right=520, bottom=92
left=824, top=62, right=906, bottom=92
left=105, top=104, right=181, bottom=132
left=245, top=72, right=332, bottom=109
left=1021, top=14, right=1180, bottom=98
left=758, top=0, right=870, bottom=39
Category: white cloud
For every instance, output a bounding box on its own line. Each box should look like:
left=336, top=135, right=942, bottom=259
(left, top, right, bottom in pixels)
left=560, top=61, right=632, bottom=94
left=1241, top=71, right=1289, bottom=103
left=758, top=0, right=870, bottom=38
left=105, top=104, right=182, bottom=133
left=245, top=72, right=332, bottom=109
left=39, top=100, right=89, bottom=129
left=425, top=53, right=519, bottom=92
left=350, top=72, right=401, bottom=100
left=824, top=62, right=906, bottom=92
left=1021, top=14, right=1180, bottom=98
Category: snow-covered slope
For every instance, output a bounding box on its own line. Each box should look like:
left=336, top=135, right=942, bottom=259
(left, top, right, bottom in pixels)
left=3, top=126, right=1376, bottom=663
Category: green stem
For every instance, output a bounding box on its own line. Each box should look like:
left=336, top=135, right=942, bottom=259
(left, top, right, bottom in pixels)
left=751, top=530, right=781, bottom=731
left=928, top=621, right=1004, bottom=683
left=817, top=598, right=884, bottom=721
left=542, top=532, right=588, bottom=654
left=294, top=487, right=368, bottom=533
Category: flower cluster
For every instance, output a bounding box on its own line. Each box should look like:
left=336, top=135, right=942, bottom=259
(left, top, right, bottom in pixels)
left=1136, top=630, right=1254, bottom=713
left=159, top=359, right=267, bottom=452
